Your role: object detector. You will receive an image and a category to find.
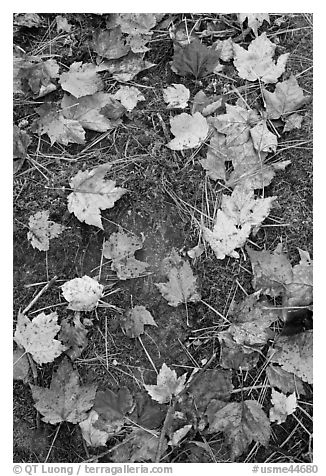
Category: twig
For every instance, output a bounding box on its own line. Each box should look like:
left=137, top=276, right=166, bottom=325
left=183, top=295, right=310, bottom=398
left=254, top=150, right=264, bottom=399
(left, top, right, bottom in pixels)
left=44, top=422, right=62, bottom=463
left=23, top=275, right=58, bottom=315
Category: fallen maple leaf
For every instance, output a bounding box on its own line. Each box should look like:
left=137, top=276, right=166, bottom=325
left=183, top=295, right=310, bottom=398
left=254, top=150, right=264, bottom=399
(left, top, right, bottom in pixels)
left=250, top=120, right=277, bottom=153
left=92, top=27, right=130, bottom=60
left=283, top=113, right=303, bottom=132
left=59, top=62, right=104, bottom=98
left=79, top=410, right=110, bottom=447
left=266, top=364, right=306, bottom=396
left=99, top=52, right=155, bottom=82
left=121, top=305, right=157, bottom=338
left=207, top=399, right=271, bottom=460
left=127, top=34, right=151, bottom=53
left=59, top=315, right=88, bottom=360
left=14, top=13, right=42, bottom=28
left=34, top=103, right=85, bottom=145
left=113, top=85, right=145, bottom=112
left=210, top=104, right=259, bottom=146
left=14, top=311, right=66, bottom=365
left=67, top=163, right=126, bottom=229
left=167, top=112, right=209, bottom=150
left=103, top=230, right=149, bottom=280
left=18, top=58, right=59, bottom=97
left=117, top=13, right=157, bottom=35
left=200, top=131, right=228, bottom=181
left=163, top=84, right=190, bottom=109
left=214, top=38, right=234, bottom=62
left=285, top=249, right=313, bottom=307
left=233, top=33, right=289, bottom=84
left=237, top=13, right=270, bottom=37
left=111, top=429, right=163, bottom=463
left=30, top=357, right=97, bottom=424
left=263, top=75, right=309, bottom=120
left=144, top=363, right=187, bottom=404
left=269, top=389, right=297, bottom=424
left=61, top=276, right=104, bottom=311
left=270, top=331, right=313, bottom=384
left=55, top=15, right=72, bottom=33
left=218, top=332, right=260, bottom=371
left=155, top=260, right=201, bottom=307
left=203, top=186, right=276, bottom=259
left=27, top=210, right=64, bottom=251
left=93, top=386, right=133, bottom=435
left=61, top=93, right=123, bottom=132
left=171, top=38, right=221, bottom=79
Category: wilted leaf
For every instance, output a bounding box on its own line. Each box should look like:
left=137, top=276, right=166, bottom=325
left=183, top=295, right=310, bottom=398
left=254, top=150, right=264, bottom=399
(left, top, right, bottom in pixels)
left=92, top=27, right=130, bottom=60
left=59, top=315, right=88, bottom=360
left=30, top=357, right=97, bottom=424
left=144, top=363, right=187, bottom=404
left=270, top=389, right=297, bottom=424
left=13, top=125, right=31, bottom=159
left=121, top=305, right=157, bottom=338
left=250, top=120, right=277, bottom=153
left=62, top=92, right=123, bottom=132
left=283, top=113, right=303, bottom=132
left=99, top=52, right=155, bottom=82
left=14, top=311, right=66, bottom=365
left=34, top=103, right=85, bottom=145
left=237, top=13, right=270, bottom=36
left=163, top=84, right=190, bottom=109
left=219, top=332, right=260, bottom=371
left=113, top=86, right=145, bottom=112
left=186, top=369, right=233, bottom=413
left=127, top=34, right=151, bottom=53
left=203, top=186, right=276, bottom=259
left=266, top=364, right=306, bottom=396
left=67, top=163, right=126, bottom=229
left=285, top=249, right=313, bottom=306
left=167, top=112, right=209, bottom=150
left=61, top=275, right=104, bottom=311
left=207, top=399, right=271, bottom=460
left=59, top=62, right=104, bottom=98
left=263, top=76, right=309, bottom=120
left=169, top=425, right=192, bottom=446
left=14, top=13, right=42, bottom=28
left=79, top=410, right=110, bottom=447
left=111, top=429, right=163, bottom=463
left=103, top=230, right=149, bottom=280
left=118, top=13, right=157, bottom=35
left=171, top=38, right=220, bottom=79
left=210, top=104, right=259, bottom=146
left=155, top=260, right=201, bottom=307
left=18, top=58, right=59, bottom=97
left=270, top=331, right=313, bottom=384
left=187, top=244, right=204, bottom=260
left=214, top=38, right=234, bottom=61
left=27, top=210, right=64, bottom=251
left=55, top=15, right=72, bottom=33
left=199, top=131, right=228, bottom=181
left=13, top=347, right=30, bottom=382
left=233, top=33, right=289, bottom=84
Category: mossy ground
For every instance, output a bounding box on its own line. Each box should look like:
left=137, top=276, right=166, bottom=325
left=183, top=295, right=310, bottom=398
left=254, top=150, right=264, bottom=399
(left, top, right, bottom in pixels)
left=13, top=13, right=312, bottom=463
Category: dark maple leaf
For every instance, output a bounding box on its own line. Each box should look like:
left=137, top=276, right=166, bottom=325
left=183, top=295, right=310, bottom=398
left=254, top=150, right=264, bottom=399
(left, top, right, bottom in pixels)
left=171, top=39, right=220, bottom=79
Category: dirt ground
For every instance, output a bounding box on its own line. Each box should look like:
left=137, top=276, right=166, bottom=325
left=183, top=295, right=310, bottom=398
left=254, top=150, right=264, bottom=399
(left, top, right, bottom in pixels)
left=13, top=13, right=313, bottom=464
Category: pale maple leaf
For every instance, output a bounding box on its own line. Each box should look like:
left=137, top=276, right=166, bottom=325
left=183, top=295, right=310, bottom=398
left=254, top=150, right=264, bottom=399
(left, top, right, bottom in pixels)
left=266, top=364, right=306, bottom=396
left=80, top=410, right=110, bottom=447
left=283, top=113, right=303, bottom=133
left=233, top=33, right=289, bottom=84
left=61, top=92, right=123, bottom=133
left=210, top=104, right=259, bottom=146
left=263, top=75, right=309, bottom=120
left=111, top=429, right=163, bottom=463
left=285, top=249, right=313, bottom=307
left=98, top=52, right=155, bottom=82
left=163, top=84, right=190, bottom=109
left=30, top=357, right=97, bottom=424
left=14, top=13, right=42, bottom=28
left=92, top=27, right=130, bottom=60
left=269, top=390, right=297, bottom=424
left=200, top=131, right=228, bottom=181
left=169, top=425, right=192, bottom=447
left=144, top=363, right=187, bottom=404
left=207, top=400, right=271, bottom=460
left=167, top=112, right=209, bottom=150
left=126, top=34, right=151, bottom=53
left=203, top=186, right=276, bottom=259
left=103, top=230, right=149, bottom=280
left=14, top=311, right=66, bottom=365
left=34, top=103, right=85, bottom=145
left=155, top=260, right=201, bottom=307
left=250, top=120, right=277, bottom=153
left=118, top=13, right=157, bottom=35
left=55, top=15, right=72, bottom=33
left=214, top=38, right=234, bottom=61
left=237, top=13, right=270, bottom=37
left=27, top=210, right=64, bottom=251
left=59, top=62, right=104, bottom=98
left=121, top=305, right=157, bottom=338
left=67, top=163, right=126, bottom=229
left=61, top=276, right=104, bottom=311
left=270, top=331, right=313, bottom=384
left=113, top=86, right=145, bottom=112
